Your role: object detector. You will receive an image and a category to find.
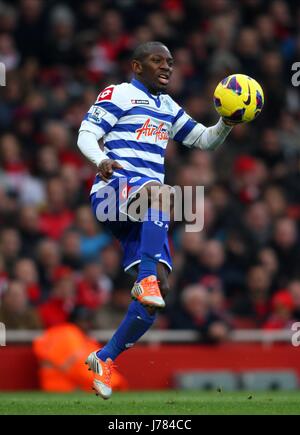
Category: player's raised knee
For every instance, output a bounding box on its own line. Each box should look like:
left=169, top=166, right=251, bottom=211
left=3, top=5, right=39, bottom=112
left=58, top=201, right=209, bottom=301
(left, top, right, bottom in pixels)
left=148, top=184, right=174, bottom=211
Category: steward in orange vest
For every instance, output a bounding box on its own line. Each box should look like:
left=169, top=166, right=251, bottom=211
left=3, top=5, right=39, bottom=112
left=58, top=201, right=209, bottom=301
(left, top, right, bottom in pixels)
left=33, top=308, right=128, bottom=392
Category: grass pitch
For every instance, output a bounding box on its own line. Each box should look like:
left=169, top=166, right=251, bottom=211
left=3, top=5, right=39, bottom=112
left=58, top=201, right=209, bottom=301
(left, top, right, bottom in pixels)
left=0, top=390, right=300, bottom=415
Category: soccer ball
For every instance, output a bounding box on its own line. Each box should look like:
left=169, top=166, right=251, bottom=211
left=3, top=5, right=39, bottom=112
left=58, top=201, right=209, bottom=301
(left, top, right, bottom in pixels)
left=214, top=74, right=264, bottom=123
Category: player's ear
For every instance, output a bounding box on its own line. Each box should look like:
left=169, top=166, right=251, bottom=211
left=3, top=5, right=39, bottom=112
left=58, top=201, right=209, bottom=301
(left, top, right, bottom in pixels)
left=132, top=60, right=143, bottom=75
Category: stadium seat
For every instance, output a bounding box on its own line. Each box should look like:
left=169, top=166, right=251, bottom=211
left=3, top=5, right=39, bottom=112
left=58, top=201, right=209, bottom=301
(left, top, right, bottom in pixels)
left=240, top=370, right=298, bottom=391
left=174, top=371, right=238, bottom=391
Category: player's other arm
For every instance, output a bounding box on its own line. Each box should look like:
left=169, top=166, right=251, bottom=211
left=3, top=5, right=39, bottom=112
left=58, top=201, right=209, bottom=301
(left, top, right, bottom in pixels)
left=77, top=129, right=107, bottom=167
left=77, top=86, right=124, bottom=181
left=77, top=130, right=122, bottom=182
left=171, top=107, right=233, bottom=151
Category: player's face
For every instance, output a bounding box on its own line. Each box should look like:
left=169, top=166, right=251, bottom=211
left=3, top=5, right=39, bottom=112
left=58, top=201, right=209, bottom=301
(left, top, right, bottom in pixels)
left=134, top=46, right=174, bottom=94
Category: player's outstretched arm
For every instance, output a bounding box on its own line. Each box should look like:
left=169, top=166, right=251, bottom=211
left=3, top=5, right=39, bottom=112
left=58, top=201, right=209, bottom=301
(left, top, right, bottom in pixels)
left=183, top=118, right=233, bottom=151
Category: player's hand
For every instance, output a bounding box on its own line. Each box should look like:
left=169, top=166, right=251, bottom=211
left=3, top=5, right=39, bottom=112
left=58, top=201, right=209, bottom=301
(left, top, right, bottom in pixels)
left=222, top=118, right=241, bottom=126
left=97, top=159, right=123, bottom=182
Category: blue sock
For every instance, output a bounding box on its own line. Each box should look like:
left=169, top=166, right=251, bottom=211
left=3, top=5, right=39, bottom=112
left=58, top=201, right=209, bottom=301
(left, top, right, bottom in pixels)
left=96, top=301, right=156, bottom=361
left=137, top=208, right=170, bottom=282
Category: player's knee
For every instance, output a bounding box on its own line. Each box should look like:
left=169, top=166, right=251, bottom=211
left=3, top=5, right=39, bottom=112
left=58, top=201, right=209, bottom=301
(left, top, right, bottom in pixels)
left=149, top=184, right=174, bottom=211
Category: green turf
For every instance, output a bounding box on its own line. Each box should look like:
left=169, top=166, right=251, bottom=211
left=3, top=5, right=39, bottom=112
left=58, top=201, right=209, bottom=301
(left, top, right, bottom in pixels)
left=0, top=391, right=300, bottom=415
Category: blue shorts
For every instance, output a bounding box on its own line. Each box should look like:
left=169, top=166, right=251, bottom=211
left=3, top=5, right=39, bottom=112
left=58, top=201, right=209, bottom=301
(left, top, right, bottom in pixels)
left=91, top=176, right=172, bottom=273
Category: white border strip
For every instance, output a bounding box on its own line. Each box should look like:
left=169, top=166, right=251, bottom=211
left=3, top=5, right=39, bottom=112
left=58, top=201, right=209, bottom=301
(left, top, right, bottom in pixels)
left=4, top=329, right=294, bottom=344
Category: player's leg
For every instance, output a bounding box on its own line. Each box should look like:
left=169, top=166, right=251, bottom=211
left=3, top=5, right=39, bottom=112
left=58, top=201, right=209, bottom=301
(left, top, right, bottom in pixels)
left=86, top=182, right=172, bottom=398
left=86, top=263, right=171, bottom=399
left=85, top=296, right=156, bottom=398
left=131, top=182, right=173, bottom=308
left=87, top=185, right=131, bottom=399
left=87, top=290, right=157, bottom=399
left=157, top=262, right=170, bottom=299
left=93, top=262, right=170, bottom=364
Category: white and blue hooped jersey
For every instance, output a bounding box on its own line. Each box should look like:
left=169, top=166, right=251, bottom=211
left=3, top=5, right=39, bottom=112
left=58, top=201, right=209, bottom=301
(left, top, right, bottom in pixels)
left=79, top=78, right=201, bottom=194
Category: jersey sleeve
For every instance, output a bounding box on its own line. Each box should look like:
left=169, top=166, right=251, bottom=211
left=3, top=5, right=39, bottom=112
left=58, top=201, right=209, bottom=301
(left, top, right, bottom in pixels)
left=79, top=85, right=127, bottom=139
left=170, top=103, right=198, bottom=145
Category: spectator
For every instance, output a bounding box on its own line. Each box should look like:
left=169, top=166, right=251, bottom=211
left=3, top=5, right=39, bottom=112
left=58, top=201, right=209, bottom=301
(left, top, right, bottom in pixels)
left=255, top=14, right=276, bottom=50
left=39, top=177, right=74, bottom=240
left=0, top=254, right=8, bottom=298
left=36, top=239, right=61, bottom=296
left=76, top=262, right=112, bottom=309
left=43, top=5, right=77, bottom=67
left=257, top=247, right=279, bottom=293
left=263, top=185, right=287, bottom=220
left=14, top=257, right=41, bottom=303
left=36, top=146, right=60, bottom=179
left=188, top=150, right=216, bottom=188
left=198, top=240, right=226, bottom=283
left=0, top=228, right=21, bottom=274
left=99, top=245, right=122, bottom=281
left=94, top=286, right=134, bottom=330
left=38, top=266, right=76, bottom=328
left=14, top=0, right=46, bottom=60
left=231, top=155, right=266, bottom=204
left=271, top=217, right=300, bottom=286
left=0, top=2, right=17, bottom=34
left=0, top=33, right=20, bottom=71
left=43, top=121, right=82, bottom=169
left=0, top=185, right=19, bottom=225
left=18, top=205, right=43, bottom=257
left=263, top=289, right=294, bottom=330
left=75, top=205, right=111, bottom=261
left=61, top=229, right=83, bottom=271
left=77, top=0, right=104, bottom=32
left=244, top=201, right=272, bottom=248
left=167, top=284, right=229, bottom=343
left=231, top=265, right=272, bottom=328
left=60, top=165, right=87, bottom=209
left=0, top=132, right=27, bottom=179
left=87, top=9, right=131, bottom=80
left=235, top=27, right=261, bottom=76
left=254, top=128, right=286, bottom=181
left=278, top=112, right=300, bottom=158
left=200, top=275, right=229, bottom=321
left=288, top=281, right=300, bottom=321
left=0, top=280, right=42, bottom=329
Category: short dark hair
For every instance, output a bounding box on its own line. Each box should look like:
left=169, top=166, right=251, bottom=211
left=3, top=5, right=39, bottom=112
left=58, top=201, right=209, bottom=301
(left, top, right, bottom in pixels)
left=132, top=41, right=168, bottom=62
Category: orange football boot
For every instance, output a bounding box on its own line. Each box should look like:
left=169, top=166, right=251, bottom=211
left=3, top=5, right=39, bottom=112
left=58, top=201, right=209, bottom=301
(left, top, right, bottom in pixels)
left=85, top=351, right=114, bottom=399
left=131, top=275, right=165, bottom=308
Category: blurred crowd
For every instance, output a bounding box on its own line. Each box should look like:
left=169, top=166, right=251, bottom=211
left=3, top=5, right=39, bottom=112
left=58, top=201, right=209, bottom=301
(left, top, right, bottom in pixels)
left=1, top=0, right=300, bottom=343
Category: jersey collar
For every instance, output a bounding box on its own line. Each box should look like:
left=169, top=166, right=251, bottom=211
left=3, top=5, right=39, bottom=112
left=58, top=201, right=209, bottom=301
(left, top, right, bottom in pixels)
left=131, top=78, right=161, bottom=108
